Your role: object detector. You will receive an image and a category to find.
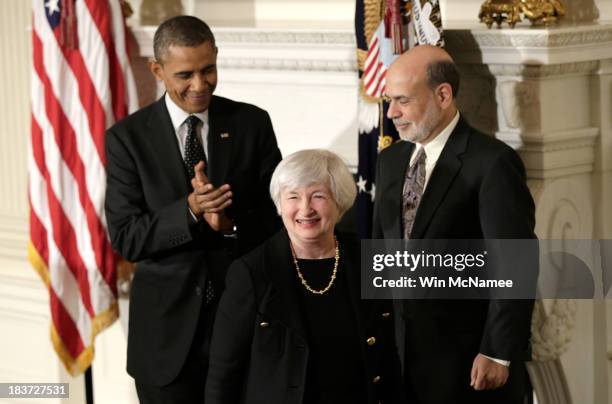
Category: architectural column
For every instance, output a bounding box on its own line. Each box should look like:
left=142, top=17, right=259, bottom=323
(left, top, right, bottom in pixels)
left=446, top=23, right=612, bottom=404
left=591, top=56, right=612, bottom=404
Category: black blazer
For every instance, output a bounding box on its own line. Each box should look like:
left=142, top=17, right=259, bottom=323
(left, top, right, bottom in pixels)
left=105, top=95, right=282, bottom=386
left=205, top=230, right=402, bottom=404
left=373, top=117, right=536, bottom=403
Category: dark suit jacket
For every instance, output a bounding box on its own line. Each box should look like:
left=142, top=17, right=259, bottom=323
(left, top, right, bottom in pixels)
left=204, top=230, right=402, bottom=404
left=105, top=95, right=282, bottom=387
left=372, top=117, right=536, bottom=404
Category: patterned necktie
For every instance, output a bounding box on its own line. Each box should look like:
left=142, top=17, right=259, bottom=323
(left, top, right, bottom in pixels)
left=402, top=147, right=427, bottom=239
left=183, top=115, right=207, bottom=180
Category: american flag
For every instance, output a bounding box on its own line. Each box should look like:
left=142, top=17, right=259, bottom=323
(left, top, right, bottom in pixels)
left=355, top=0, right=443, bottom=238
left=29, top=0, right=138, bottom=375
left=362, top=24, right=392, bottom=98
left=362, top=0, right=407, bottom=99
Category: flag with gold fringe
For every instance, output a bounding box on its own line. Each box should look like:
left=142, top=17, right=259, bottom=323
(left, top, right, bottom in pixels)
left=29, top=0, right=138, bottom=375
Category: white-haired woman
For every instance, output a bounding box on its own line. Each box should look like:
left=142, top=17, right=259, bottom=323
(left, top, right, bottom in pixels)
left=205, top=149, right=401, bottom=404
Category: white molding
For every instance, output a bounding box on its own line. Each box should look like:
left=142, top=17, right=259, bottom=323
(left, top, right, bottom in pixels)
left=133, top=26, right=355, bottom=47
left=451, top=24, right=612, bottom=48
left=446, top=24, right=612, bottom=65
left=0, top=267, right=49, bottom=320
left=133, top=24, right=612, bottom=71
left=487, top=61, right=600, bottom=78
left=499, top=127, right=600, bottom=149
left=134, top=23, right=612, bottom=49
left=217, top=57, right=356, bottom=73
left=498, top=128, right=599, bottom=179
left=0, top=212, right=29, bottom=263
left=214, top=28, right=355, bottom=45
left=132, top=26, right=357, bottom=73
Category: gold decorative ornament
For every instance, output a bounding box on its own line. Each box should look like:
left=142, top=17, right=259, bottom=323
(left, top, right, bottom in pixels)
left=291, top=237, right=340, bottom=295
left=378, top=134, right=395, bottom=151
left=479, top=0, right=522, bottom=28
left=521, top=0, right=565, bottom=25
left=479, top=0, right=565, bottom=28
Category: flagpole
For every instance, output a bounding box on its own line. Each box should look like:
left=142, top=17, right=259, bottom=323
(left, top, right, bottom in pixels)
left=85, top=367, right=94, bottom=404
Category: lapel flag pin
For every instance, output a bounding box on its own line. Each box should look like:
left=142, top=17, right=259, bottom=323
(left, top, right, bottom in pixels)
left=220, top=132, right=230, bottom=138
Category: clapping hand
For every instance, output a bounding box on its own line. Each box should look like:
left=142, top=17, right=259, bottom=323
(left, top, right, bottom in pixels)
left=188, top=161, right=234, bottom=232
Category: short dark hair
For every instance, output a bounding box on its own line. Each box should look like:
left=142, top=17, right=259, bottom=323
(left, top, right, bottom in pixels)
left=426, top=60, right=460, bottom=98
left=153, top=15, right=215, bottom=62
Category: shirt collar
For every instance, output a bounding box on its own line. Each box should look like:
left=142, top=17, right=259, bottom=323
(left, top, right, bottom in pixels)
left=414, top=111, right=460, bottom=163
left=164, top=93, right=209, bottom=131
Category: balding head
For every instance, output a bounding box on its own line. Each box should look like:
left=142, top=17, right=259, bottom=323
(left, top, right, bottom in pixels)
left=388, top=45, right=459, bottom=99
left=384, top=45, right=459, bottom=144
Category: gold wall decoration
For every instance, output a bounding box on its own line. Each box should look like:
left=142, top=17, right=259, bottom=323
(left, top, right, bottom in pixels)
left=479, top=0, right=566, bottom=28
left=479, top=0, right=522, bottom=28
left=521, top=0, right=566, bottom=25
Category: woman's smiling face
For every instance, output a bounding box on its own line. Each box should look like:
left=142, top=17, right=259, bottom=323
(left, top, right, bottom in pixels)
left=279, top=183, right=339, bottom=248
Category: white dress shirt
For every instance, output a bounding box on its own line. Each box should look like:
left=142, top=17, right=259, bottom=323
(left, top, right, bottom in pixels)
left=409, top=111, right=459, bottom=190
left=408, top=111, right=510, bottom=368
left=165, top=93, right=209, bottom=159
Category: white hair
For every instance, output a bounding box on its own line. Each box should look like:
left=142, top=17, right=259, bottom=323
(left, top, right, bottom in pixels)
left=269, top=149, right=357, bottom=219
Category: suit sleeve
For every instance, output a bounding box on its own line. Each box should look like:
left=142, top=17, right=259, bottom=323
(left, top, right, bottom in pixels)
left=478, top=147, right=536, bottom=361
left=105, top=128, right=194, bottom=262
left=479, top=147, right=535, bottom=239
left=233, top=110, right=282, bottom=250
left=205, top=259, right=256, bottom=404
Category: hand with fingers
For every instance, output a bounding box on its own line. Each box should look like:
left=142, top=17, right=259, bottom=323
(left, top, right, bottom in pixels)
left=188, top=161, right=234, bottom=233
left=470, top=353, right=509, bottom=391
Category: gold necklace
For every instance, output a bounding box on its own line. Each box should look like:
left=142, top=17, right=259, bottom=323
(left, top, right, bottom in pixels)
left=290, top=236, right=339, bottom=295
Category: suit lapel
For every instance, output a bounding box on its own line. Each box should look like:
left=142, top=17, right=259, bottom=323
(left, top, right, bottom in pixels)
left=207, top=96, right=233, bottom=187
left=261, top=230, right=308, bottom=340
left=147, top=97, right=190, bottom=194
left=410, top=118, right=470, bottom=239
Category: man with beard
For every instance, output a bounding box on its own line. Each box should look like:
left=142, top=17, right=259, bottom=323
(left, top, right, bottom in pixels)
left=372, top=45, right=535, bottom=404
left=105, top=15, right=281, bottom=403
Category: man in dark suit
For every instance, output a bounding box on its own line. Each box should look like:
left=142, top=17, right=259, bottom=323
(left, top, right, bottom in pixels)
left=104, top=16, right=281, bottom=403
left=373, top=45, right=536, bottom=404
